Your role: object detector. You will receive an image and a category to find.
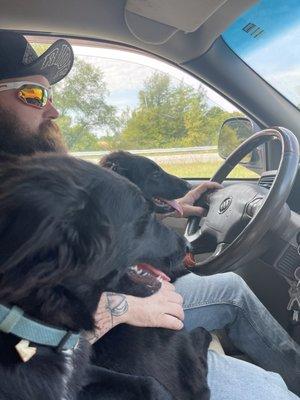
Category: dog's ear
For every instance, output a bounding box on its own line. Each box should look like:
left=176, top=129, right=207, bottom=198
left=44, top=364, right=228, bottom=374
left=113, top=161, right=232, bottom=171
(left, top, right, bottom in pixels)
left=60, top=192, right=112, bottom=267
left=99, top=152, right=129, bottom=176
left=0, top=212, right=67, bottom=302
left=0, top=181, right=113, bottom=302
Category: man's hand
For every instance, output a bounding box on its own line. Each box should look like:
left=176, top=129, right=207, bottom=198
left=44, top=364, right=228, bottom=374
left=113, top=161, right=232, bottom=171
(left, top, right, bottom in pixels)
left=176, top=181, right=222, bottom=218
left=86, top=292, right=129, bottom=344
left=86, top=282, right=184, bottom=343
left=125, top=281, right=184, bottom=330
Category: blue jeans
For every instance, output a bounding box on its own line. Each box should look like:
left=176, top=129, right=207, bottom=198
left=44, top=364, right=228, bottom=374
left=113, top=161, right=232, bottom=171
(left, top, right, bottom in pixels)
left=174, top=272, right=300, bottom=399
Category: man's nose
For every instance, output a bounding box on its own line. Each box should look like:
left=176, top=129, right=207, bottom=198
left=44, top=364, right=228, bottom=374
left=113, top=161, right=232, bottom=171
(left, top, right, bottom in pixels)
left=43, top=100, right=60, bottom=119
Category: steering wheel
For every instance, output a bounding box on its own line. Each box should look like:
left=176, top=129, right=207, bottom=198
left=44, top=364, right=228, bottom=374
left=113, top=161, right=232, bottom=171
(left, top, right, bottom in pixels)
left=185, top=127, right=299, bottom=275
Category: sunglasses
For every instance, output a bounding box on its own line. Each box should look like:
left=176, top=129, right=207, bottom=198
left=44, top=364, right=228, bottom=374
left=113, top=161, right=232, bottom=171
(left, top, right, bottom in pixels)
left=0, top=81, right=53, bottom=108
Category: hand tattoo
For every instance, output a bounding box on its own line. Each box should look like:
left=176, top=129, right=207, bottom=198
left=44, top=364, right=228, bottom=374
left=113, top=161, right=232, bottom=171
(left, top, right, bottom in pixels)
left=106, top=292, right=128, bottom=316
left=86, top=292, right=129, bottom=344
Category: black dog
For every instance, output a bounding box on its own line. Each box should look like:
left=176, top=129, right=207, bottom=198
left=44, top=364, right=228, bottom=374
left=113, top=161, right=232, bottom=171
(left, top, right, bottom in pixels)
left=100, top=150, right=196, bottom=280
left=96, top=156, right=211, bottom=399
left=100, top=151, right=191, bottom=215
left=0, top=153, right=190, bottom=400
left=90, top=273, right=211, bottom=400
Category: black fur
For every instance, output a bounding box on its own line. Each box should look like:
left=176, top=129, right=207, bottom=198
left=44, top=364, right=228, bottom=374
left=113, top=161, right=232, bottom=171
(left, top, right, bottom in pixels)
left=100, top=150, right=194, bottom=281
left=100, top=151, right=191, bottom=214
left=97, top=154, right=212, bottom=399
left=92, top=309, right=211, bottom=400
left=0, top=153, right=188, bottom=400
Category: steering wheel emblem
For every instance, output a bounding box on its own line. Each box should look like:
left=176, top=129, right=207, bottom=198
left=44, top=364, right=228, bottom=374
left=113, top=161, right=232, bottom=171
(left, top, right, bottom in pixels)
left=218, top=197, right=232, bottom=214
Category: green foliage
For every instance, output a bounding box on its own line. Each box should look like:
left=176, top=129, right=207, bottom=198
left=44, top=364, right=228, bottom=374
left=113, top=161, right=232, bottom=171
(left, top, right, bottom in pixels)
left=57, top=116, right=101, bottom=151
left=121, top=73, right=194, bottom=148
left=53, top=58, right=118, bottom=151
left=120, top=74, right=175, bottom=148
left=119, top=72, right=242, bottom=149
left=184, top=106, right=241, bottom=147
left=29, top=46, right=244, bottom=152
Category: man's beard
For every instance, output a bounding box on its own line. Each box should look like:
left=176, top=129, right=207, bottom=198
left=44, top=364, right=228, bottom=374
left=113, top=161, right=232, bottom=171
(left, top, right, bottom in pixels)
left=0, top=107, right=68, bottom=156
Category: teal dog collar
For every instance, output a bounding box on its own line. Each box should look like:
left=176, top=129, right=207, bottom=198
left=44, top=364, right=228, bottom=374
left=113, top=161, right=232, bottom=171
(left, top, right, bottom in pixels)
left=0, top=304, right=80, bottom=351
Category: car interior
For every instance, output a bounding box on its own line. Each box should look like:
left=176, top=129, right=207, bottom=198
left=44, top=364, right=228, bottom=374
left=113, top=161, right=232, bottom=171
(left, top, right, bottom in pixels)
left=1, top=0, right=299, bottom=355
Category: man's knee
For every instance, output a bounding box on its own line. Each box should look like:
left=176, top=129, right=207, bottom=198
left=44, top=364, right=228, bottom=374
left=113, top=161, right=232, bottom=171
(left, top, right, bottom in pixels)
left=222, top=272, right=251, bottom=299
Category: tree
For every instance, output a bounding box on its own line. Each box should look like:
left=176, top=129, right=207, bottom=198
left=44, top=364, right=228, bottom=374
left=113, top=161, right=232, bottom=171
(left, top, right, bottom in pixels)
left=120, top=73, right=208, bottom=149
left=181, top=95, right=207, bottom=146
left=53, top=58, right=118, bottom=151
left=57, top=116, right=101, bottom=151
left=120, top=73, right=170, bottom=148
left=184, top=106, right=241, bottom=146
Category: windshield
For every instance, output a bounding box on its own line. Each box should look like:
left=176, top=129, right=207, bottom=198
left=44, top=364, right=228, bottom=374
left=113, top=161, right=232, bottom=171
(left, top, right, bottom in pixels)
left=222, top=0, right=300, bottom=110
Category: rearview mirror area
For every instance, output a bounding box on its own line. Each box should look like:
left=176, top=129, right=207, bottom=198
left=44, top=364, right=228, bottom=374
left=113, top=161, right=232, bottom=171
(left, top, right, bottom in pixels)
left=218, top=117, right=266, bottom=175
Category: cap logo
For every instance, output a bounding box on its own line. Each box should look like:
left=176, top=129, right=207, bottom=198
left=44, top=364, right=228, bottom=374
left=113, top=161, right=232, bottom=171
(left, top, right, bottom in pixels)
left=22, top=44, right=38, bottom=65
left=41, top=44, right=72, bottom=80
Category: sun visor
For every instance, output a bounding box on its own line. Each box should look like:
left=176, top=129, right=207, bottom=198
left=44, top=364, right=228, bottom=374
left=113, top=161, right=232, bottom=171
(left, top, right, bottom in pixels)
left=125, top=0, right=228, bottom=33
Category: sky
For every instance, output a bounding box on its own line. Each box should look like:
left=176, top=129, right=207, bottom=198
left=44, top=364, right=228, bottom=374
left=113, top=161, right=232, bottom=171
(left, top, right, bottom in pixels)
left=222, top=0, right=300, bottom=107
left=72, top=45, right=238, bottom=113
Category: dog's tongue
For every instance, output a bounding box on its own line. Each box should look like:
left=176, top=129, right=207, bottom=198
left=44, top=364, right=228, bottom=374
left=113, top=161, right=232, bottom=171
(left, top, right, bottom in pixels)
left=137, top=263, right=171, bottom=282
left=163, top=199, right=183, bottom=216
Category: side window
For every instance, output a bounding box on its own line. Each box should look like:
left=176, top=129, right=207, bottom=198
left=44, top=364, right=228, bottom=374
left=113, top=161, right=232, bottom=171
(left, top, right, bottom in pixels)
left=32, top=40, right=258, bottom=179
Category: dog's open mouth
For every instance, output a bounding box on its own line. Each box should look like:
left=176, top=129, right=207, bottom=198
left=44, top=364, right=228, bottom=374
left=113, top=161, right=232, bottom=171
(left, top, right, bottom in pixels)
left=152, top=197, right=184, bottom=216
left=135, top=263, right=171, bottom=281
left=127, top=265, right=164, bottom=293
left=129, top=253, right=196, bottom=282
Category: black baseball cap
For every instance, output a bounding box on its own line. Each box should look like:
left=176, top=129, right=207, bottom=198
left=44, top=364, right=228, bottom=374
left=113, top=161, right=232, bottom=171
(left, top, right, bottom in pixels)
left=0, top=31, right=74, bottom=85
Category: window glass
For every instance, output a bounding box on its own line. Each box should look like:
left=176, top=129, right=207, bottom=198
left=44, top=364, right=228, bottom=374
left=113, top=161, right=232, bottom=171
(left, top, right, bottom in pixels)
left=31, top=40, right=258, bottom=179
left=223, top=0, right=300, bottom=110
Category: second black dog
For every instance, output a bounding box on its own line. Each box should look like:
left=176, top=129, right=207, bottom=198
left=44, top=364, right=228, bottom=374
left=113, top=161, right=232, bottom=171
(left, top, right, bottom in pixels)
left=100, top=151, right=191, bottom=214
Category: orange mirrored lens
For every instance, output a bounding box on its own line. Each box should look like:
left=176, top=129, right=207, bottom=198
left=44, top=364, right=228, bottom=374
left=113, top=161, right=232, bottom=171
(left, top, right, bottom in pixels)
left=18, top=85, right=49, bottom=108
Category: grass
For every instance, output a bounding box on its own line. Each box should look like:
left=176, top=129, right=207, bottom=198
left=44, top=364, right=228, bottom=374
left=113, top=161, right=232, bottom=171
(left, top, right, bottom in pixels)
left=136, top=148, right=217, bottom=157
left=158, top=160, right=259, bottom=179
left=79, top=153, right=259, bottom=179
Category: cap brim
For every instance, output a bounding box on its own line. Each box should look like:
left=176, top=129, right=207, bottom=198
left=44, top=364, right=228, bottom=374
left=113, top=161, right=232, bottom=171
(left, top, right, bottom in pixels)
left=21, top=39, right=74, bottom=84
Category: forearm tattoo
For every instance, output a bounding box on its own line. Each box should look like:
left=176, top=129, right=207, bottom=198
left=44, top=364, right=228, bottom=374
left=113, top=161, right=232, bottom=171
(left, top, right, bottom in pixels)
left=86, top=292, right=128, bottom=344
